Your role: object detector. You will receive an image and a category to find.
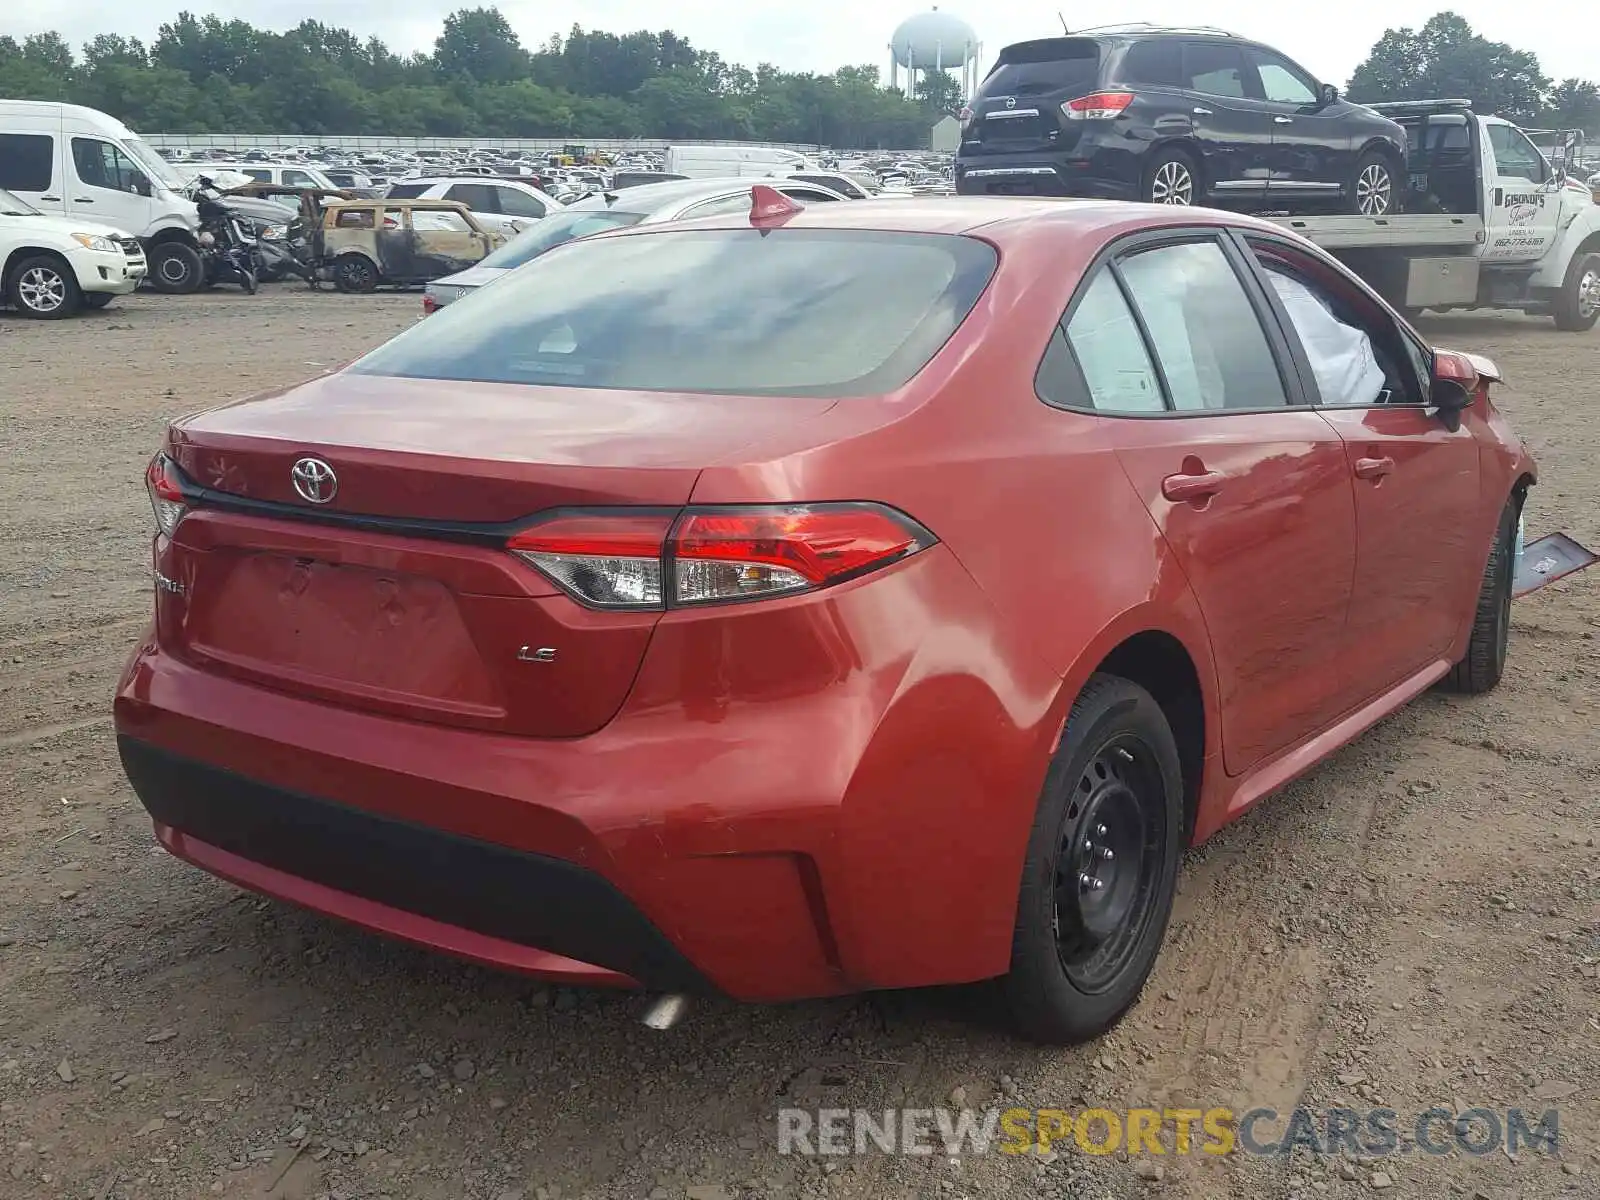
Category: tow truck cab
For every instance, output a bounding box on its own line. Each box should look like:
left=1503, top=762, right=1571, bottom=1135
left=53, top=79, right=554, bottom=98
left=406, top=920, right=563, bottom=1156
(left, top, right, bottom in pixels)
left=1265, top=100, right=1600, bottom=331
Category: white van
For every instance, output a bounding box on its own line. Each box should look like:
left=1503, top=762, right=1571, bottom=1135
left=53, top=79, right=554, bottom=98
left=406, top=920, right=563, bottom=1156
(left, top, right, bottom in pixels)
left=0, top=101, right=203, bottom=292
left=663, top=145, right=819, bottom=179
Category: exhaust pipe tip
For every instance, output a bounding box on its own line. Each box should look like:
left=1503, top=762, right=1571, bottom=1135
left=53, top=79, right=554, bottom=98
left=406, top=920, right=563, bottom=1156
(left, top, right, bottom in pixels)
left=641, top=993, right=690, bottom=1030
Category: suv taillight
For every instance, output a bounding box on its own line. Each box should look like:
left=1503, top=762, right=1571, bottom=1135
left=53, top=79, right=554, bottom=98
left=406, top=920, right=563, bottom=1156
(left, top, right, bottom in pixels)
left=1063, top=91, right=1135, bottom=120
left=958, top=105, right=976, bottom=132
left=145, top=452, right=188, bottom=537
left=421, top=292, right=439, bottom=316
left=507, top=504, right=934, bottom=610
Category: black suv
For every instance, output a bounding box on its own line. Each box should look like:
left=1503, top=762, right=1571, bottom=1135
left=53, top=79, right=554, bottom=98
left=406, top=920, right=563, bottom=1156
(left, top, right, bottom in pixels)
left=955, top=25, right=1407, bottom=215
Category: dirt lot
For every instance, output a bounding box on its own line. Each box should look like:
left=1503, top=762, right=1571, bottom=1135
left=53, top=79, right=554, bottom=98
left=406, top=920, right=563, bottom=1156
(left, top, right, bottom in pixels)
left=0, top=288, right=1596, bottom=1200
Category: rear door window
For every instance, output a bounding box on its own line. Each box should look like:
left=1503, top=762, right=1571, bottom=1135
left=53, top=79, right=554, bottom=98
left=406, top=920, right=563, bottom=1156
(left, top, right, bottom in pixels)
left=1116, top=240, right=1288, bottom=410
left=351, top=229, right=997, bottom=398
left=282, top=168, right=318, bottom=188
left=1182, top=43, right=1250, bottom=98
left=1059, top=272, right=1165, bottom=412
left=446, top=183, right=499, bottom=212
left=0, top=134, right=54, bottom=191
left=385, top=183, right=429, bottom=199
left=980, top=39, right=1100, bottom=98
left=1119, top=40, right=1184, bottom=88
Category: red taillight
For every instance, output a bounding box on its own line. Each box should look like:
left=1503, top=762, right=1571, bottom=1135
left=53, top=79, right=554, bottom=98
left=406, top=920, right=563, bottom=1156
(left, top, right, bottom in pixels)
left=145, top=452, right=188, bottom=537
left=1063, top=91, right=1135, bottom=120
left=506, top=504, right=933, bottom=610
left=421, top=293, right=439, bottom=316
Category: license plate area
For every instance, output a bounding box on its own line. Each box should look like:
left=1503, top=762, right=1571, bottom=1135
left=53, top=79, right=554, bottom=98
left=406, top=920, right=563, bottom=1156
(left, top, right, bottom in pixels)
left=184, top=552, right=503, bottom=720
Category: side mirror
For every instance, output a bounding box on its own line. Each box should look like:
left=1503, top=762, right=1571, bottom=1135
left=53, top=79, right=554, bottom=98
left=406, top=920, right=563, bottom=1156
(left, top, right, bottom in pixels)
left=1430, top=349, right=1479, bottom=430
left=132, top=171, right=152, bottom=198
left=1318, top=83, right=1340, bottom=108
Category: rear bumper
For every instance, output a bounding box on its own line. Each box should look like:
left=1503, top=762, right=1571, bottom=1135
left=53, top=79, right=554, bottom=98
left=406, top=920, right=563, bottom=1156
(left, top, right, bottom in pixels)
left=954, top=142, right=1141, bottom=199
left=114, top=542, right=1061, bottom=1001
left=121, top=737, right=707, bottom=991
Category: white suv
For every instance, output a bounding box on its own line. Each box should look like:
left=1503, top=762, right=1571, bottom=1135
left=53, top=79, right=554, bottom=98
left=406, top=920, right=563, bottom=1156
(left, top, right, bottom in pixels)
left=1, top=187, right=146, bottom=318
left=384, top=177, right=561, bottom=239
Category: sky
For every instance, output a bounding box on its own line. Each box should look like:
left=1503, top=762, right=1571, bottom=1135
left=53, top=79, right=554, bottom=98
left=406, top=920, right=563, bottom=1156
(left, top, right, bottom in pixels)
left=5, top=0, right=1594, bottom=90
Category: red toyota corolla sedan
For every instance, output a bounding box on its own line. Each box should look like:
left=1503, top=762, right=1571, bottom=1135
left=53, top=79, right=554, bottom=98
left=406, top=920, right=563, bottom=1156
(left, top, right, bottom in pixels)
left=116, top=192, right=1535, bottom=1043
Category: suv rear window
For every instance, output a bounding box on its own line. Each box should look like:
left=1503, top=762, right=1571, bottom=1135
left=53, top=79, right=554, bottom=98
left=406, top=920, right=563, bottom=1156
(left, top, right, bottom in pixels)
left=979, top=38, right=1100, bottom=98
left=351, top=229, right=997, bottom=397
left=386, top=183, right=428, bottom=199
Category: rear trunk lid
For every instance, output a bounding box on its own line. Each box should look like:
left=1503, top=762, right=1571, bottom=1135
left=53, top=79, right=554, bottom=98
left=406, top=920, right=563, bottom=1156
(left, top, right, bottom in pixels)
left=160, top=373, right=839, bottom=737
left=963, top=38, right=1101, bottom=156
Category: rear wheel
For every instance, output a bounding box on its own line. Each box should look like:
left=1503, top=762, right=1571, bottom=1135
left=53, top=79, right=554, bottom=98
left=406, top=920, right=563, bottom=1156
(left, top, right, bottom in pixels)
left=1350, top=150, right=1397, bottom=216
left=333, top=254, right=378, bottom=294
left=1552, top=251, right=1600, bottom=332
left=7, top=254, right=81, bottom=319
left=1143, top=147, right=1197, bottom=206
left=1000, top=675, right=1183, bottom=1044
left=1442, top=499, right=1518, bottom=694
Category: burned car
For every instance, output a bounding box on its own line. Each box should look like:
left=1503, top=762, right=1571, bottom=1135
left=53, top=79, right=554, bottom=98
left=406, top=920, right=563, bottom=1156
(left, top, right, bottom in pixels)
left=314, top=200, right=504, bottom=293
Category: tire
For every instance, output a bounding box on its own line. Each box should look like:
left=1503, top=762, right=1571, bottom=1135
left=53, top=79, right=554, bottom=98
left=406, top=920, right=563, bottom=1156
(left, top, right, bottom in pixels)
left=148, top=243, right=203, bottom=294
left=1442, top=498, right=1518, bottom=694
left=1142, top=147, right=1198, bottom=206
left=1552, top=251, right=1600, bottom=332
left=1350, top=150, right=1397, bottom=216
left=1000, top=674, right=1184, bottom=1044
left=81, top=292, right=114, bottom=309
left=333, top=255, right=378, bottom=294
left=7, top=254, right=81, bottom=319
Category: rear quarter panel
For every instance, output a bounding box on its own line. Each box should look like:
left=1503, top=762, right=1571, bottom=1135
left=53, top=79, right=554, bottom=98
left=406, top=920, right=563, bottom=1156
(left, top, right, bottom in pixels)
left=686, top=218, right=1223, bottom=982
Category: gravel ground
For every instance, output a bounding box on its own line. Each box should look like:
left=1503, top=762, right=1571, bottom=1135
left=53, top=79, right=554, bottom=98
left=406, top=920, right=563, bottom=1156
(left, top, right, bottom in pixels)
left=0, top=288, right=1596, bottom=1200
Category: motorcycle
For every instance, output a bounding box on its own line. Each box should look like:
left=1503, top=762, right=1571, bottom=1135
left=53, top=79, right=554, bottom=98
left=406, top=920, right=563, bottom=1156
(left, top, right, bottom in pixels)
left=193, top=177, right=259, bottom=294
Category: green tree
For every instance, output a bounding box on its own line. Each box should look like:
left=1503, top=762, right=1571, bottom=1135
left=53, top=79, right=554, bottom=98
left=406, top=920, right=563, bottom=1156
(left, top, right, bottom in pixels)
left=1544, top=78, right=1600, bottom=135
left=1347, top=11, right=1552, bottom=124
left=434, top=7, right=527, bottom=85
left=914, top=70, right=964, bottom=114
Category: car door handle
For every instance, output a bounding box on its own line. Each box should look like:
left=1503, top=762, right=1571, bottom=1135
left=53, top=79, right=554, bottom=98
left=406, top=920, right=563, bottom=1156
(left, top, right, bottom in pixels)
left=1273, top=116, right=1294, bottom=124
left=1192, top=106, right=1213, bottom=116
left=1354, top=456, right=1395, bottom=480
left=1162, top=470, right=1227, bottom=502
left=74, top=198, right=95, bottom=204
left=40, top=195, right=60, bottom=201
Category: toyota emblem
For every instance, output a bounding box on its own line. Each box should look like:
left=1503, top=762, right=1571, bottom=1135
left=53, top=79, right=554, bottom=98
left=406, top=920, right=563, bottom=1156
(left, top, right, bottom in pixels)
left=290, top=457, right=338, bottom=504
left=1005, top=96, right=1017, bottom=109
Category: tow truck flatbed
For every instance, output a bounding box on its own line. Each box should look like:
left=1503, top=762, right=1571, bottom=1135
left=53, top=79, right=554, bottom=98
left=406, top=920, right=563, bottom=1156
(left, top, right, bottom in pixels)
left=1264, top=213, right=1484, bottom=250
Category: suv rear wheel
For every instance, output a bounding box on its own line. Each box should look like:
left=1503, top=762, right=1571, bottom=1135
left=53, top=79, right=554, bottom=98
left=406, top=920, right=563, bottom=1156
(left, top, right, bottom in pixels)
left=1143, top=147, right=1197, bottom=205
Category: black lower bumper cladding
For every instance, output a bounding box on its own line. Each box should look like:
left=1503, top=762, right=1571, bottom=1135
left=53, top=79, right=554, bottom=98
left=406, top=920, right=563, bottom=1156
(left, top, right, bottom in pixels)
left=117, top=737, right=712, bottom=993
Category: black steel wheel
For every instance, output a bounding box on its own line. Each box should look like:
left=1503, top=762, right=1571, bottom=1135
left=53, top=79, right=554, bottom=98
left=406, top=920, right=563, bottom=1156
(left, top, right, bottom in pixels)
left=1002, top=674, right=1184, bottom=1044
left=1442, top=497, right=1519, bottom=694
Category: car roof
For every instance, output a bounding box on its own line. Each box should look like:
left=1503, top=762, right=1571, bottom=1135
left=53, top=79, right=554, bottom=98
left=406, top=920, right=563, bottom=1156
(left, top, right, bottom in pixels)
left=326, top=198, right=473, bottom=211
left=567, top=176, right=848, bottom=215
left=600, top=194, right=1286, bottom=248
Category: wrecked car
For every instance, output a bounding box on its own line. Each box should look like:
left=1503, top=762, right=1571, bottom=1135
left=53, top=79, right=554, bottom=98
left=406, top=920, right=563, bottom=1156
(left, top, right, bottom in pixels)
left=314, top=200, right=504, bottom=293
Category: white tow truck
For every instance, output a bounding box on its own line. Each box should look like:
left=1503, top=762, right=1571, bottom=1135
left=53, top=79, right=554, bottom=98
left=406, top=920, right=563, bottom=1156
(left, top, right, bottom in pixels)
left=1262, top=100, right=1600, bottom=331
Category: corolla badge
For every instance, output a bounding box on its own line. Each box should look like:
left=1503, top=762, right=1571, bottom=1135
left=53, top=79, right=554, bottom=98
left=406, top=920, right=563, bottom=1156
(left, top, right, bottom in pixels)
left=291, top=457, right=338, bottom=504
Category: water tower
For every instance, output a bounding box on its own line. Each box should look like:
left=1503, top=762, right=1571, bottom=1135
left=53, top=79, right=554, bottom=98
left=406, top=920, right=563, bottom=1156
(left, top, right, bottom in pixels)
left=888, top=8, right=981, bottom=106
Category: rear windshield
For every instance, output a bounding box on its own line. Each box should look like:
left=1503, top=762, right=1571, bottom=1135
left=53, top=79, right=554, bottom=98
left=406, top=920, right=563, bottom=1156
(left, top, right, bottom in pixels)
left=980, top=39, right=1100, bottom=97
left=479, top=209, right=647, bottom=269
left=385, top=182, right=428, bottom=199
left=350, top=229, right=997, bottom=397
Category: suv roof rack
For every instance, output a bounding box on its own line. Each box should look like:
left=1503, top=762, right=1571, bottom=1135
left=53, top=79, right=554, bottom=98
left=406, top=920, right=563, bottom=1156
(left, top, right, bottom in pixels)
left=1365, top=99, right=1473, bottom=114
left=1069, top=22, right=1240, bottom=37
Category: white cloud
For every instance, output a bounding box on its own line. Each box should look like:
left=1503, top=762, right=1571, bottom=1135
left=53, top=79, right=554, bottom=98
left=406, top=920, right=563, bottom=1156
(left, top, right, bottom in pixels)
left=6, top=0, right=1594, bottom=89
